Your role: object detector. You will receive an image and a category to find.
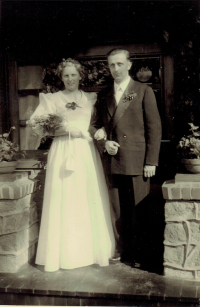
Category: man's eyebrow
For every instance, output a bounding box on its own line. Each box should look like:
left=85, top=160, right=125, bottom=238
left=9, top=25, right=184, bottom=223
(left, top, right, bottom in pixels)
left=109, top=61, right=123, bottom=65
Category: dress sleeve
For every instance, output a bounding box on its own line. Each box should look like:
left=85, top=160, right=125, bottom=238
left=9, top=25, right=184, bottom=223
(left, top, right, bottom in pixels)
left=27, top=93, right=57, bottom=150
left=30, top=93, right=57, bottom=119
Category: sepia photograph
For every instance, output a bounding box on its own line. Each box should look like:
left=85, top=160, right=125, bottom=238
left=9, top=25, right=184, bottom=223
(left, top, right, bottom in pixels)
left=0, top=1, right=200, bottom=306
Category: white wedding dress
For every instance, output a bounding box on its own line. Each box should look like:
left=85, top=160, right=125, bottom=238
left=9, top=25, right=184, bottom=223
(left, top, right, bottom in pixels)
left=32, top=91, right=115, bottom=271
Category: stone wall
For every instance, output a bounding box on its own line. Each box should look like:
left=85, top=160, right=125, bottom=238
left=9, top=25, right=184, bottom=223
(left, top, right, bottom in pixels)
left=0, top=171, right=40, bottom=272
left=162, top=176, right=200, bottom=279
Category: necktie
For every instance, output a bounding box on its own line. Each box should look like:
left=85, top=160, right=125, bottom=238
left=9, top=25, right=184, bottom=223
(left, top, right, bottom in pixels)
left=115, top=86, right=123, bottom=104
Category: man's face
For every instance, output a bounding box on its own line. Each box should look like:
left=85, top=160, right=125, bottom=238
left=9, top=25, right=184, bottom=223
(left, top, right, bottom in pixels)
left=108, top=52, right=132, bottom=84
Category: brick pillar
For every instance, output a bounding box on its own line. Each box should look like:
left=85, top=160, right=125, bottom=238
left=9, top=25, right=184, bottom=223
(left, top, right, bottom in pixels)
left=0, top=171, right=39, bottom=272
left=162, top=173, right=200, bottom=279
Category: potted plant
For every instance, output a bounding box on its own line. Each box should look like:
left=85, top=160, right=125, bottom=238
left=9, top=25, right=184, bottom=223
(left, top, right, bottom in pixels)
left=177, top=123, right=200, bottom=173
left=0, top=126, right=26, bottom=173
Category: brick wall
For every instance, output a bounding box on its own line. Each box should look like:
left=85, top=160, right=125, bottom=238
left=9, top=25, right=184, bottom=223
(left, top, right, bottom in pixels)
left=0, top=171, right=40, bottom=272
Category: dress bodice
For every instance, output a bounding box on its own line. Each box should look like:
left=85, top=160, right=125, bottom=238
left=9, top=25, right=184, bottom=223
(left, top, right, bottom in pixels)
left=55, top=91, right=92, bottom=133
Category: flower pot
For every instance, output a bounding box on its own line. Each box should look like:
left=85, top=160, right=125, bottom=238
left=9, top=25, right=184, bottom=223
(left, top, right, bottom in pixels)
left=182, top=159, right=200, bottom=174
left=0, top=161, right=18, bottom=174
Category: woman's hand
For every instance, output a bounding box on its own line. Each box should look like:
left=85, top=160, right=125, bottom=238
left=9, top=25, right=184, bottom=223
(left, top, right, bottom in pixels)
left=70, top=130, right=82, bottom=138
left=94, top=127, right=107, bottom=140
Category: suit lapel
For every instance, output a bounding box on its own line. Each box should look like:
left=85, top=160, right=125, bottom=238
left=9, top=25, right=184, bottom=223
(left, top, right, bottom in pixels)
left=106, top=86, right=117, bottom=117
left=111, top=78, right=135, bottom=129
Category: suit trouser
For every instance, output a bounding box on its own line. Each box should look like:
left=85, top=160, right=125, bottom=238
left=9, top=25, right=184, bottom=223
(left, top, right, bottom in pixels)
left=107, top=174, right=150, bottom=260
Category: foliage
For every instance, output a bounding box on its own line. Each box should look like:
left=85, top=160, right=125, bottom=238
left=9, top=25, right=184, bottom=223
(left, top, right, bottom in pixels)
left=79, top=60, right=112, bottom=87
left=0, top=127, right=26, bottom=162
left=177, top=123, right=200, bottom=159
left=172, top=40, right=200, bottom=140
left=42, top=63, right=63, bottom=93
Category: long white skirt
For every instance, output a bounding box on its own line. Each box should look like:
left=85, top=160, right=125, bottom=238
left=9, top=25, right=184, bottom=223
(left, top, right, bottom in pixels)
left=35, top=134, right=115, bottom=271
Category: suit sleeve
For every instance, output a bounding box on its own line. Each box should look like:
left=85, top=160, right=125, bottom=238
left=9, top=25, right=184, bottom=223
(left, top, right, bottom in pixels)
left=143, top=86, right=162, bottom=166
left=89, top=93, right=107, bottom=154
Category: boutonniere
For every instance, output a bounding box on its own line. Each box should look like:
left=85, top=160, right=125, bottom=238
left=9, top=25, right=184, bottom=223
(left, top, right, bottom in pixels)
left=65, top=102, right=82, bottom=110
left=122, top=91, right=137, bottom=103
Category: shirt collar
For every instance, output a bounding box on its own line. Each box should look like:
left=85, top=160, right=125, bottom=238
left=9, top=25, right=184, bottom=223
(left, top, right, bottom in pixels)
left=114, top=76, right=131, bottom=93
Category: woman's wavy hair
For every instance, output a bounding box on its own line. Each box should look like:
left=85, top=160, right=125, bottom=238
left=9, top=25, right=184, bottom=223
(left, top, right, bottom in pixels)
left=56, top=58, right=85, bottom=80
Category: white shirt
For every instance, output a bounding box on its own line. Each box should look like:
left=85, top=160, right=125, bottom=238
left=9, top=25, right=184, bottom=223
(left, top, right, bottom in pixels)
left=114, top=76, right=131, bottom=105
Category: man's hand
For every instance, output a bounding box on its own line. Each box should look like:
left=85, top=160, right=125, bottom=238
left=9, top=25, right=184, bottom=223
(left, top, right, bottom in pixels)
left=105, top=141, right=120, bottom=155
left=144, top=165, right=156, bottom=177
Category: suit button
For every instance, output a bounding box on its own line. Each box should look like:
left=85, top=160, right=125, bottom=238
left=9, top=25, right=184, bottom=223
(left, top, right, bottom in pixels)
left=123, top=135, right=126, bottom=138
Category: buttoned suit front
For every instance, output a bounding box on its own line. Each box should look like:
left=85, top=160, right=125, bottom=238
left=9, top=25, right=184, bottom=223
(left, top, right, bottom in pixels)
left=89, top=77, right=162, bottom=261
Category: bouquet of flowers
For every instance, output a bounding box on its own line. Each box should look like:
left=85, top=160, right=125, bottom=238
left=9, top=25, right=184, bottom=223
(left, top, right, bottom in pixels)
left=27, top=113, right=68, bottom=141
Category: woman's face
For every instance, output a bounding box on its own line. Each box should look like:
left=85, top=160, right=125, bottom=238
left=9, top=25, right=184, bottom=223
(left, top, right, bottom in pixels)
left=62, top=65, right=81, bottom=91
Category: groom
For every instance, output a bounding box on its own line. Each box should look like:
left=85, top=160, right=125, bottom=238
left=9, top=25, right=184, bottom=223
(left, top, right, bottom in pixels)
left=89, top=48, right=162, bottom=266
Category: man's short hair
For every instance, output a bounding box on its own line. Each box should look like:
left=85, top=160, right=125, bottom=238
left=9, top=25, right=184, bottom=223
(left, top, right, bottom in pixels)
left=106, top=48, right=130, bottom=61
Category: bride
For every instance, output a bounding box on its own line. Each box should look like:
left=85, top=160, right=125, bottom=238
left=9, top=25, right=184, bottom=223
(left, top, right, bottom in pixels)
left=30, top=58, right=115, bottom=272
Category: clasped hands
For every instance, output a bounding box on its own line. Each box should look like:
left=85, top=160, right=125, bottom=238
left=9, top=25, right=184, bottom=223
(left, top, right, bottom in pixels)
left=94, top=128, right=120, bottom=155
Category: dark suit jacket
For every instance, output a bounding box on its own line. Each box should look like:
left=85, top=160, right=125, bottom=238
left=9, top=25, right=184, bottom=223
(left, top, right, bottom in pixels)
left=89, top=78, right=162, bottom=175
